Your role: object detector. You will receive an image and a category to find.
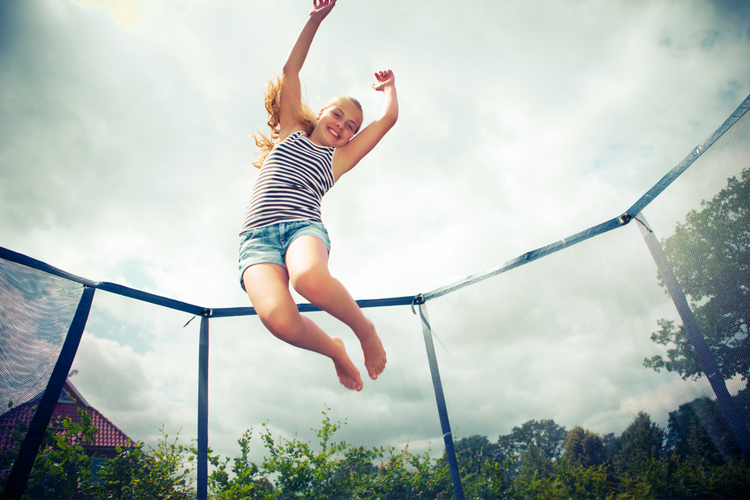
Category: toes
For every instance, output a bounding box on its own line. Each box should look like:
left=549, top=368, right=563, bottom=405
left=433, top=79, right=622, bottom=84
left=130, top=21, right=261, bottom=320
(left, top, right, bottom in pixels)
left=340, top=376, right=363, bottom=391
left=367, top=358, right=387, bottom=379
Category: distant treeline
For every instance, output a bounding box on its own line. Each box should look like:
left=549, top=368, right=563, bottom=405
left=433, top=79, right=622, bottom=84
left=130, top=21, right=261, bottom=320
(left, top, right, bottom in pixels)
left=2, top=391, right=750, bottom=499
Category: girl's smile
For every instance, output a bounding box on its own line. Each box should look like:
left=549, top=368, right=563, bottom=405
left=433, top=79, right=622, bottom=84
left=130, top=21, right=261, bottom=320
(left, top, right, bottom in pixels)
left=327, top=125, right=341, bottom=139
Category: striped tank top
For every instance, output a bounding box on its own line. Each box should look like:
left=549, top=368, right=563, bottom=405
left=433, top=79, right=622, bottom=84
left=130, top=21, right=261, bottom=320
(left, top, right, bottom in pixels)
left=240, top=130, right=335, bottom=233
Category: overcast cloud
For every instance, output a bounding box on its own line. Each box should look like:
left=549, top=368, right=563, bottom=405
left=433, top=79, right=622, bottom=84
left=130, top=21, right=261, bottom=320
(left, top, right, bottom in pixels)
left=1, top=0, right=750, bottom=463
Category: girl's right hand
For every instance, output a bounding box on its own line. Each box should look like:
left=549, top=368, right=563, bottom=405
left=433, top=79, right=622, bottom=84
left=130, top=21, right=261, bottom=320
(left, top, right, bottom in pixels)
left=372, top=70, right=396, bottom=92
left=311, top=0, right=336, bottom=19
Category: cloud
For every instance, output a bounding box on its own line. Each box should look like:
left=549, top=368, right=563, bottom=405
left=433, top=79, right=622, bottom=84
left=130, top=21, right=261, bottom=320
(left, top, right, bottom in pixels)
left=2, top=0, right=750, bottom=464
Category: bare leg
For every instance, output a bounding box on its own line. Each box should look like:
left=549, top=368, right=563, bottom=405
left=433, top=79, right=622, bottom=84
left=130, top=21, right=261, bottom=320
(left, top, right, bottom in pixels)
left=243, top=263, right=363, bottom=391
left=286, top=236, right=387, bottom=380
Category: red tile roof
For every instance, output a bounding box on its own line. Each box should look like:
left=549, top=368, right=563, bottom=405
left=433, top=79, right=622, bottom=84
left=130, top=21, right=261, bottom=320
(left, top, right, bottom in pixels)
left=0, top=403, right=36, bottom=454
left=0, top=380, right=135, bottom=455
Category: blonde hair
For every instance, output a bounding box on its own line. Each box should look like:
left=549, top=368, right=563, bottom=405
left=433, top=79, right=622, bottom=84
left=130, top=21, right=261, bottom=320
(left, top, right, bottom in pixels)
left=252, top=77, right=317, bottom=169
left=252, top=77, right=363, bottom=169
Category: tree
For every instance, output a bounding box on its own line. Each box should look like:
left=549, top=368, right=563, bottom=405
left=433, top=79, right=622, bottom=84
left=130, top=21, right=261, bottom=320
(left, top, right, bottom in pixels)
left=666, top=396, right=743, bottom=464
left=612, top=412, right=664, bottom=472
left=89, top=427, right=195, bottom=500
left=644, top=168, right=750, bottom=384
left=365, top=444, right=449, bottom=500
left=450, top=434, right=499, bottom=475
left=564, top=426, right=607, bottom=468
left=435, top=435, right=510, bottom=500
left=516, top=443, right=553, bottom=479
left=24, top=408, right=97, bottom=499
left=207, top=429, right=273, bottom=499
left=550, top=458, right=612, bottom=500
left=258, top=409, right=368, bottom=499
left=496, top=419, right=567, bottom=463
left=210, top=407, right=451, bottom=499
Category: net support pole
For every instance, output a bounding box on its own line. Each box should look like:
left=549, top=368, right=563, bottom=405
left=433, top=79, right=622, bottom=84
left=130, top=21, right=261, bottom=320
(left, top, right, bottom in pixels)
left=2, top=285, right=95, bottom=500
left=636, top=213, right=750, bottom=464
left=416, top=301, right=465, bottom=499
left=197, top=313, right=210, bottom=500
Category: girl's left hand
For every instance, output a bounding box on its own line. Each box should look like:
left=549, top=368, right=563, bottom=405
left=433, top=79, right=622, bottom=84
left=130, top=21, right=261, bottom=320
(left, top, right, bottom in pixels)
left=311, top=0, right=336, bottom=19
left=372, top=70, right=396, bottom=92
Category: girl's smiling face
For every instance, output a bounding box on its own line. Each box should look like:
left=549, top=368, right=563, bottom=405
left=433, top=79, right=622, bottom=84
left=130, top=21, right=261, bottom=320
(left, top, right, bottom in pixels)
left=310, top=98, right=363, bottom=148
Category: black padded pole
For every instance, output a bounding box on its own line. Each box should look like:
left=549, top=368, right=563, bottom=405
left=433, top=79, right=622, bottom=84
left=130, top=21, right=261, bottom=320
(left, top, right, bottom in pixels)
left=637, top=213, right=750, bottom=465
left=417, top=302, right=465, bottom=499
left=196, top=314, right=210, bottom=500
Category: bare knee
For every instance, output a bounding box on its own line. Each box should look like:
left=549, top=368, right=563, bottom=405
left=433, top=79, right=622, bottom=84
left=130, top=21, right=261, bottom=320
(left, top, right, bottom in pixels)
left=258, top=305, right=302, bottom=344
left=291, top=269, right=332, bottom=305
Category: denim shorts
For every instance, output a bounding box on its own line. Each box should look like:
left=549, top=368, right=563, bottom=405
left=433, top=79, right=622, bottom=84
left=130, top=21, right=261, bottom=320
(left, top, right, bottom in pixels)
left=238, top=220, right=331, bottom=292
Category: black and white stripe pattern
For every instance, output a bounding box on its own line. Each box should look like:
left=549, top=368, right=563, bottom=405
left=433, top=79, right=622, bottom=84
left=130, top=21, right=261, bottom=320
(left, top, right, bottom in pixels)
left=241, top=131, right=335, bottom=232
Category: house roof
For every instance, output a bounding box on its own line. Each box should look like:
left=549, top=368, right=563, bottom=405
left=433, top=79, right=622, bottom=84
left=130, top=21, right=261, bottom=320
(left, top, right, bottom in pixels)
left=0, top=378, right=135, bottom=453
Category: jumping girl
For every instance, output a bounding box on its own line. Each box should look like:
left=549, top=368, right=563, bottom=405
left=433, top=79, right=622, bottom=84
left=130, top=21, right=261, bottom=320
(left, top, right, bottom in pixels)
left=238, top=0, right=398, bottom=391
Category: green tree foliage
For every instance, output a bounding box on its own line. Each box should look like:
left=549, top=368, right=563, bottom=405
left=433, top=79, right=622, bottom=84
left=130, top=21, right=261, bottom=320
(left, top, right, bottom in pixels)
left=518, top=443, right=553, bottom=479
left=644, top=168, right=750, bottom=383
left=89, top=426, right=195, bottom=500
left=496, top=419, right=567, bottom=463
left=3, top=406, right=750, bottom=498
left=0, top=407, right=98, bottom=499
left=207, top=429, right=273, bottom=499
left=0, top=408, right=195, bottom=500
left=544, top=458, right=612, bottom=500
left=257, top=409, right=369, bottom=499
left=564, top=426, right=607, bottom=468
left=456, top=456, right=511, bottom=500
left=24, top=408, right=97, bottom=499
left=612, top=412, right=665, bottom=473
left=361, top=444, right=448, bottom=499
left=206, top=407, right=450, bottom=499
left=666, top=397, right=735, bottom=464
left=451, top=434, right=499, bottom=475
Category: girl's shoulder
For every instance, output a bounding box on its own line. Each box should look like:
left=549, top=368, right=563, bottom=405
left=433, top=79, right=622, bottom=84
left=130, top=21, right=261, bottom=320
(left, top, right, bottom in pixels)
left=277, top=126, right=307, bottom=144
left=281, top=129, right=306, bottom=142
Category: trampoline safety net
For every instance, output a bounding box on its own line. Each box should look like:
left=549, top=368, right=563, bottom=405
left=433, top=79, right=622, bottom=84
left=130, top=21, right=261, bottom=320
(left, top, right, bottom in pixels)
left=2, top=94, right=750, bottom=499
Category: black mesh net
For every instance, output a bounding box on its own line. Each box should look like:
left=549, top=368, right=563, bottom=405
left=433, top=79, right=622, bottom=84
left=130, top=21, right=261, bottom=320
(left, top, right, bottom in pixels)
left=1, top=96, right=749, bottom=498
left=0, top=259, right=84, bottom=444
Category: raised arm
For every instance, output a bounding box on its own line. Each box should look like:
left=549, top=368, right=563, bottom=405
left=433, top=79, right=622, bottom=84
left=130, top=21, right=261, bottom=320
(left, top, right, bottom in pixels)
left=278, top=0, right=337, bottom=138
left=333, top=70, right=399, bottom=180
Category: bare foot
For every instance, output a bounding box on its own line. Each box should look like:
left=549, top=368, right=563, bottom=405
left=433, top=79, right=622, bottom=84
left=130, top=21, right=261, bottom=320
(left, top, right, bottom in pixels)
left=358, top=320, right=387, bottom=380
left=331, top=337, right=363, bottom=391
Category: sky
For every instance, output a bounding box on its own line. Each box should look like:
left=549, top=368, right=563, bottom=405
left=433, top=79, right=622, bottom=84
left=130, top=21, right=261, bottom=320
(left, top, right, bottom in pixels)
left=2, top=0, right=750, bottom=466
